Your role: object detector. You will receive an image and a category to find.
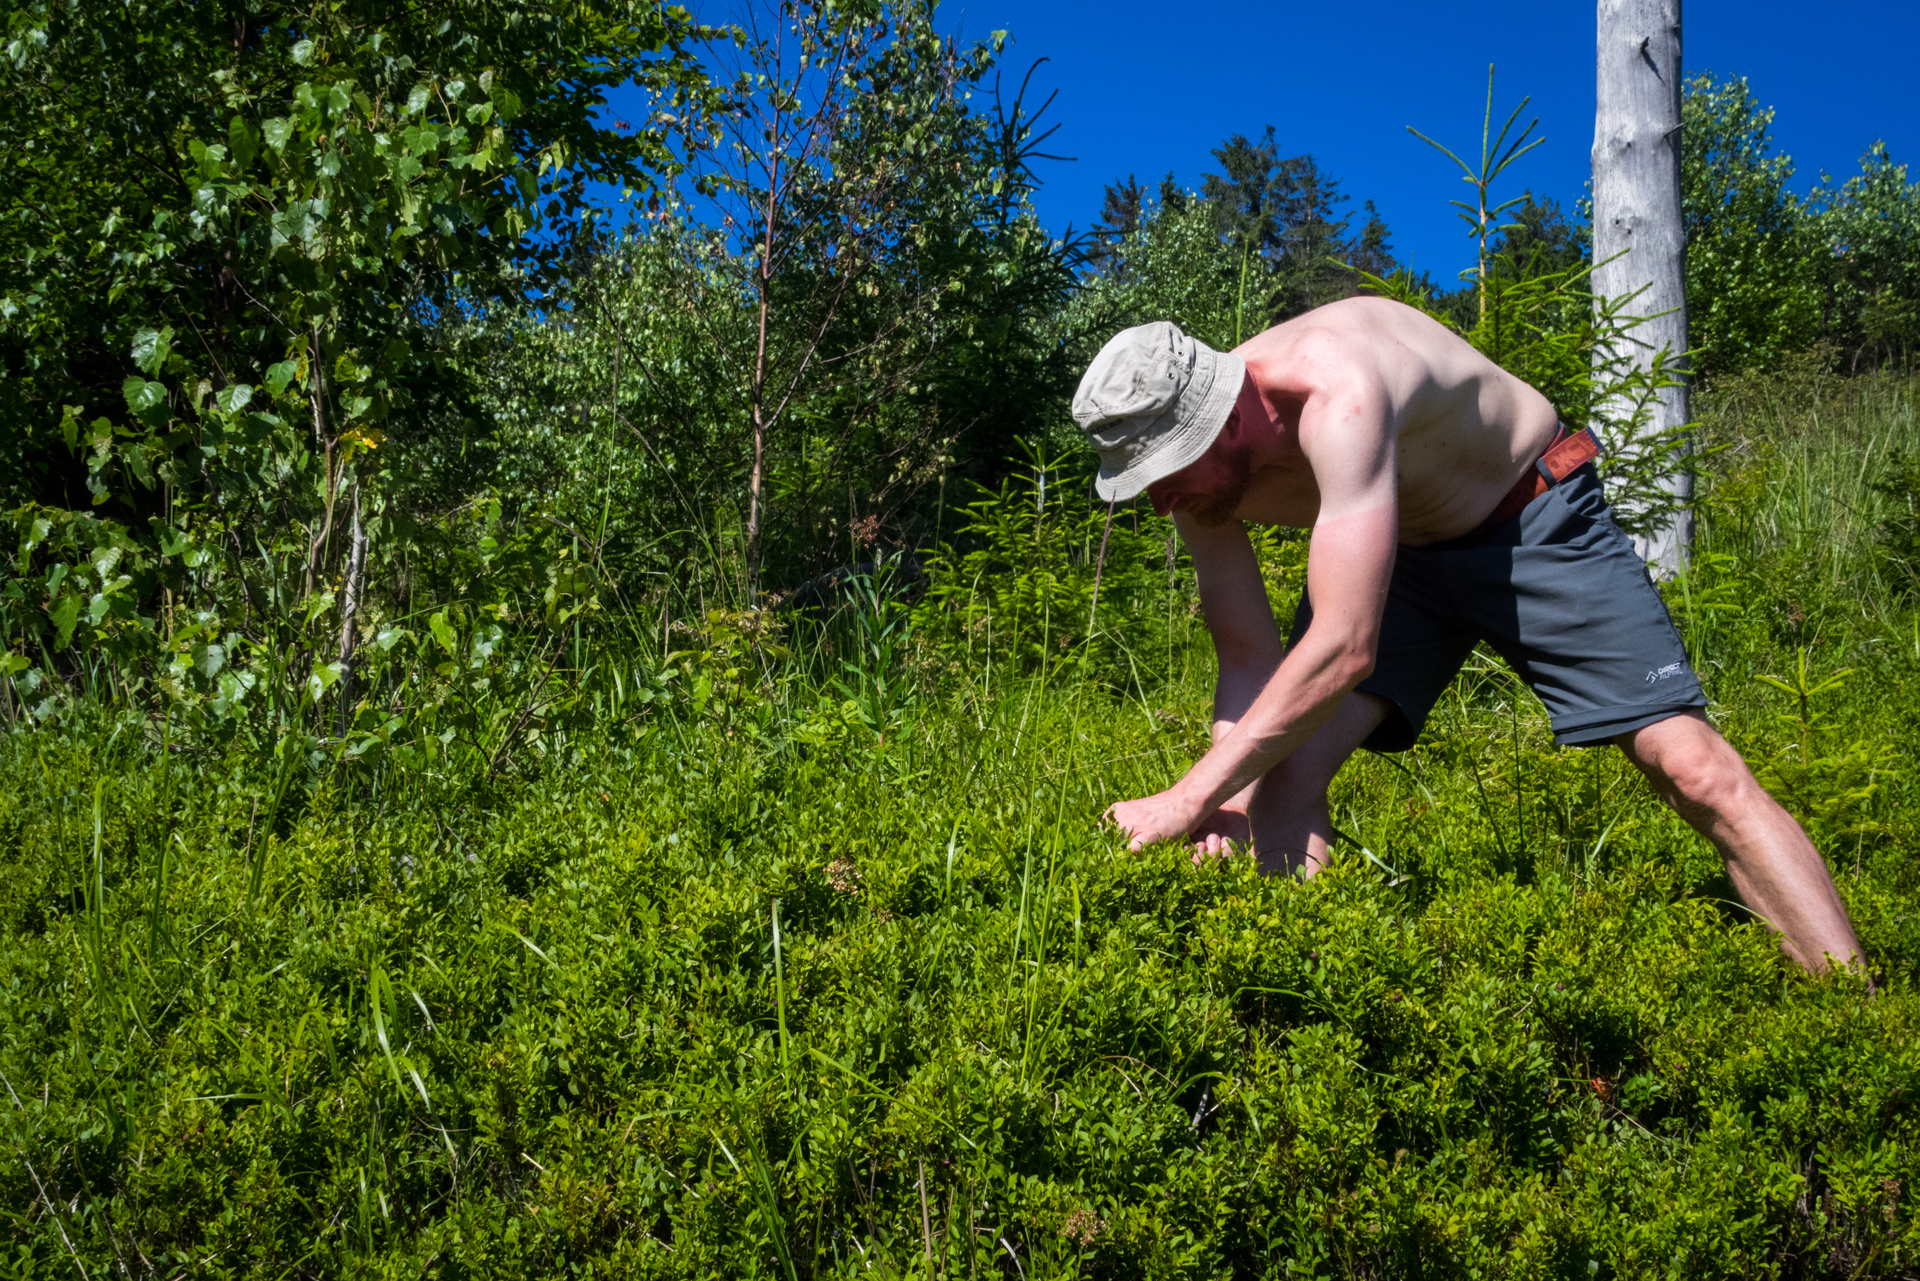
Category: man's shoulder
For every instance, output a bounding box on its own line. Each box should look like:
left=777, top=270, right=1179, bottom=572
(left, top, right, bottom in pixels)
left=1250, top=298, right=1459, bottom=398
left=1251, top=298, right=1405, bottom=357
left=1265, top=297, right=1445, bottom=350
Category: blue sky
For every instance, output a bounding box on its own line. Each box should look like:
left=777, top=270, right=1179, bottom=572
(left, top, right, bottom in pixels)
left=923, top=0, right=1918, bottom=282
left=639, top=0, right=1917, bottom=285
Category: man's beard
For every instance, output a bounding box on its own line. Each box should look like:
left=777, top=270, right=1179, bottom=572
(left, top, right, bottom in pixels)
left=1185, top=447, right=1253, bottom=527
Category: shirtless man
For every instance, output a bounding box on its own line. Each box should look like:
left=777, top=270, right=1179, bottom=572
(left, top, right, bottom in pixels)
left=1076, top=300, right=1862, bottom=973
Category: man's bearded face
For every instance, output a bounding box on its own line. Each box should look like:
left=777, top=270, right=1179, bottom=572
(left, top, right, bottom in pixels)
left=1183, top=443, right=1253, bottom=527
left=1148, top=411, right=1253, bottom=527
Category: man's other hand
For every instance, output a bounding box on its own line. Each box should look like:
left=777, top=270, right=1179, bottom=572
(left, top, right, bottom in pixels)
left=1105, top=790, right=1205, bottom=852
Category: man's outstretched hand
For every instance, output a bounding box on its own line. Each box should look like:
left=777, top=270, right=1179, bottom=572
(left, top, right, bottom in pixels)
left=1108, top=793, right=1253, bottom=862
left=1107, top=788, right=1236, bottom=855
left=1105, top=790, right=1200, bottom=852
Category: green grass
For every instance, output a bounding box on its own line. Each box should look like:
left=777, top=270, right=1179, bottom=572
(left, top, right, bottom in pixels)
left=3, top=375, right=1919, bottom=1279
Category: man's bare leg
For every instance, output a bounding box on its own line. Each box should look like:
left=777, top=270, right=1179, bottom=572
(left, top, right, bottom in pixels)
left=1239, top=693, right=1392, bottom=877
left=1616, top=710, right=1864, bottom=973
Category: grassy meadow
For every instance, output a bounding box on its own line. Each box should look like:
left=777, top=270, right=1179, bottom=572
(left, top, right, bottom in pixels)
left=3, top=373, right=1920, bottom=1280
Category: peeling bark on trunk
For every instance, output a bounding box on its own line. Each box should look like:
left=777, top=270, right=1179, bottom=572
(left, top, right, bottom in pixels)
left=1592, top=0, right=1692, bottom=572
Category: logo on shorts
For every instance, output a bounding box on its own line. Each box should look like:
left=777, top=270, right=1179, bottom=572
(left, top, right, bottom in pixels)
left=1644, top=661, right=1687, bottom=685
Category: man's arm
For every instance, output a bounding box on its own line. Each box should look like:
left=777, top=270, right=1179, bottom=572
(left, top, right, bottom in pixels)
left=1174, top=518, right=1282, bottom=853
left=1108, top=379, right=1399, bottom=850
left=1185, top=518, right=1285, bottom=739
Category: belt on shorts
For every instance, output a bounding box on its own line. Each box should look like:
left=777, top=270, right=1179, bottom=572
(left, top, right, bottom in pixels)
left=1459, top=424, right=1600, bottom=544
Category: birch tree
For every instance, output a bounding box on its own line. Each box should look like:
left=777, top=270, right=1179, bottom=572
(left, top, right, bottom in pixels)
left=687, top=2, right=1071, bottom=599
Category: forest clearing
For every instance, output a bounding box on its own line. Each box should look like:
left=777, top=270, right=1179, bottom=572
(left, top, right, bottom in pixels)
left=2, top=2, right=1918, bottom=1277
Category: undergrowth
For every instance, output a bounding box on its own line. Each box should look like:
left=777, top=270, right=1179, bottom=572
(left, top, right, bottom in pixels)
left=2, top=374, right=1919, bottom=1279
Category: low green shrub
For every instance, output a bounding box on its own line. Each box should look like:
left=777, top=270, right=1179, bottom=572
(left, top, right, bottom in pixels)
left=2, top=657, right=1917, bottom=1278
left=1, top=373, right=1918, bottom=1279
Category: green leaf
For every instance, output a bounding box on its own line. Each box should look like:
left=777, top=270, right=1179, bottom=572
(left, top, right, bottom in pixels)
left=214, top=384, right=253, bottom=414
left=291, top=38, right=316, bottom=65
left=307, top=660, right=343, bottom=703
left=49, top=594, right=81, bottom=648
left=262, top=117, right=294, bottom=152
left=228, top=116, right=259, bottom=170
left=407, top=83, right=432, bottom=116
left=129, top=327, right=173, bottom=377
left=122, top=377, right=168, bottom=426
left=123, top=442, right=152, bottom=487
left=429, top=611, right=457, bottom=656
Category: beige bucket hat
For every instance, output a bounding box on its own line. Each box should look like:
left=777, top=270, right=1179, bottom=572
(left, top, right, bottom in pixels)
left=1072, top=321, right=1246, bottom=501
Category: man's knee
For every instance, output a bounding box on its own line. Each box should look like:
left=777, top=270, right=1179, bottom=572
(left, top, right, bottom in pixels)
left=1620, top=712, right=1761, bottom=818
left=1662, top=749, right=1759, bottom=820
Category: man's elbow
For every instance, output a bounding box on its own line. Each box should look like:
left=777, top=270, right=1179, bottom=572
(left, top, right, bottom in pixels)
left=1335, top=641, right=1376, bottom=689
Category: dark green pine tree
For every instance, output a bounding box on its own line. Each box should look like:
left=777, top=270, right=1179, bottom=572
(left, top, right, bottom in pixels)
left=1202, top=127, right=1289, bottom=262
left=1198, top=131, right=1403, bottom=326
left=1489, top=191, right=1588, bottom=276
left=1090, top=173, right=1147, bottom=273
left=1270, top=153, right=1356, bottom=319
left=1158, top=171, right=1190, bottom=215
left=1349, top=199, right=1399, bottom=280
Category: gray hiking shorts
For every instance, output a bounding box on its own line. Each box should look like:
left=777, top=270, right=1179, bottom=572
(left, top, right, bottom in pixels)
left=1287, top=462, right=1706, bottom=753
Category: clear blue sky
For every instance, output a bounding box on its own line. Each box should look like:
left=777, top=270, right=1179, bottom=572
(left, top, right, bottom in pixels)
left=923, top=0, right=1917, bottom=282
left=629, top=2, right=1915, bottom=282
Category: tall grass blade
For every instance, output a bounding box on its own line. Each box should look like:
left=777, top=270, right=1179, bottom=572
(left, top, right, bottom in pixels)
left=772, top=897, right=789, bottom=1069
left=715, top=1129, right=799, bottom=1281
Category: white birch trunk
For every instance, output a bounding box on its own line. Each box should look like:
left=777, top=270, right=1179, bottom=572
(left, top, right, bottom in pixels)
left=1592, top=0, right=1691, bottom=573
left=335, top=482, right=367, bottom=736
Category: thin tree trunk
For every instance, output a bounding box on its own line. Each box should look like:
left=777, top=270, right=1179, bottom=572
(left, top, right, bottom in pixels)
left=335, top=483, right=366, bottom=736
left=745, top=147, right=781, bottom=605
left=304, top=326, right=334, bottom=598
left=1592, top=0, right=1691, bottom=573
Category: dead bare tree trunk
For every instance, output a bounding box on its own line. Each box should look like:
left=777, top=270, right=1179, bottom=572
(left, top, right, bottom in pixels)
left=1592, top=0, right=1691, bottom=573
left=335, top=482, right=366, bottom=736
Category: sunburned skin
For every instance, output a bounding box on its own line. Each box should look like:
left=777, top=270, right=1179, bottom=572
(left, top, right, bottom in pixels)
left=1146, top=296, right=1561, bottom=545
left=1118, top=298, right=1558, bottom=854
left=1105, top=296, right=1867, bottom=975
left=1112, top=298, right=1520, bottom=859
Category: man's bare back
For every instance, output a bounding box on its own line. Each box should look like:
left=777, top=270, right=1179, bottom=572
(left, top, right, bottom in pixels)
left=1074, top=307, right=1864, bottom=974
left=1192, top=297, right=1561, bottom=544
